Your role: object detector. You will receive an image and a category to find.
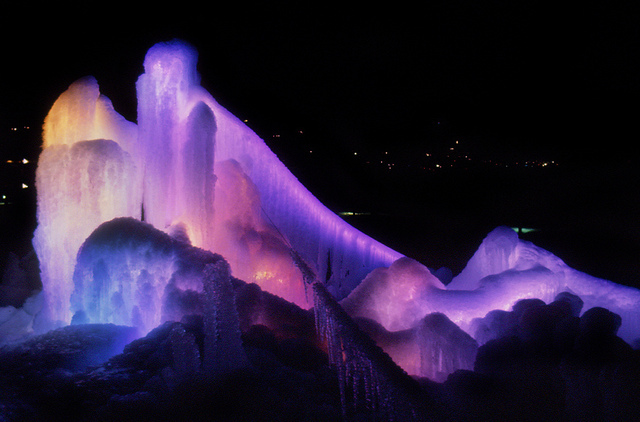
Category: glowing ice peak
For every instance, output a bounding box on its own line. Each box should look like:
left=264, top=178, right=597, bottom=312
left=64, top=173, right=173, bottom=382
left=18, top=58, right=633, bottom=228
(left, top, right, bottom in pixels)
left=42, top=76, right=137, bottom=151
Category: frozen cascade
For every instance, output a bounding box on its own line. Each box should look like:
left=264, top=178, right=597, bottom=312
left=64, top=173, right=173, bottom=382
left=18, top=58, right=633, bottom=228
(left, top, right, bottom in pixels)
left=313, top=282, right=430, bottom=420
left=135, top=40, right=403, bottom=302
left=42, top=76, right=137, bottom=151
left=166, top=260, right=246, bottom=383
left=138, top=41, right=404, bottom=299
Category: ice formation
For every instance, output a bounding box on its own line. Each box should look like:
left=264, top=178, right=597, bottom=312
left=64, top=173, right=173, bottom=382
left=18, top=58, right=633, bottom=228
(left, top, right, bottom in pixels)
left=354, top=313, right=478, bottom=382
left=33, top=39, right=401, bottom=328
left=25, top=40, right=640, bottom=398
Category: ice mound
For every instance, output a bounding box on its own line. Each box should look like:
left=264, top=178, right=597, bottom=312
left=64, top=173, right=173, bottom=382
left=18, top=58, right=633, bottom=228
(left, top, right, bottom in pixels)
left=449, top=226, right=566, bottom=291
left=72, top=217, right=226, bottom=335
left=342, top=227, right=640, bottom=345
left=341, top=257, right=445, bottom=330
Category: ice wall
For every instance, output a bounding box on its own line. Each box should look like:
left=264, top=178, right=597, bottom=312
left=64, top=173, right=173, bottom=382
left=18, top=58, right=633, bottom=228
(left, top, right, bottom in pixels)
left=34, top=39, right=404, bottom=324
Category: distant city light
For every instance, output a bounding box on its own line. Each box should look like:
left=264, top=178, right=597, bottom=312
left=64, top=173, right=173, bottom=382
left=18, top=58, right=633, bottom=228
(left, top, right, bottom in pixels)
left=22, top=183, right=28, bottom=189
left=22, top=158, right=29, bottom=164
left=511, top=227, right=539, bottom=234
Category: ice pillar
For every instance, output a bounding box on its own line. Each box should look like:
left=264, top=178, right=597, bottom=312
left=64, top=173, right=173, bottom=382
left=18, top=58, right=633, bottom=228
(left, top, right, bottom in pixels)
left=136, top=40, right=216, bottom=249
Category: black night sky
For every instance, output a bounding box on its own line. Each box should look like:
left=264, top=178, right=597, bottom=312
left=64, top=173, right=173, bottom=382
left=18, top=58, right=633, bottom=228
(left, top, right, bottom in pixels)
left=1, top=3, right=640, bottom=283
left=3, top=3, right=639, bottom=159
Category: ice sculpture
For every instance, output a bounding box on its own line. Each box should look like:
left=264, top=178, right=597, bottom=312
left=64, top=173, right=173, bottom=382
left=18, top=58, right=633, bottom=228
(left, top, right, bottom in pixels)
left=31, top=39, right=640, bottom=380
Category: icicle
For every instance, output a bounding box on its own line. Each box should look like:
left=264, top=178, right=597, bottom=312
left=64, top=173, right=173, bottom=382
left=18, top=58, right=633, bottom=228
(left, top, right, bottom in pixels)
left=202, top=259, right=247, bottom=377
left=311, top=281, right=424, bottom=420
left=169, top=324, right=201, bottom=379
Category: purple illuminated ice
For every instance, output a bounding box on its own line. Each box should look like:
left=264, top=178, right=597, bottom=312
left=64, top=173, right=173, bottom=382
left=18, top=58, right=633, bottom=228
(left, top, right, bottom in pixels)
left=342, top=227, right=640, bottom=346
